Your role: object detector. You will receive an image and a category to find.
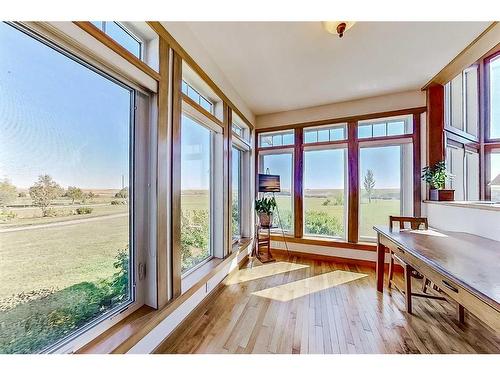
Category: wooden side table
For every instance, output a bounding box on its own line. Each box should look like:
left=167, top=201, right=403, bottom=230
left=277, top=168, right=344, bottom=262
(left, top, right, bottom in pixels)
left=252, top=224, right=276, bottom=263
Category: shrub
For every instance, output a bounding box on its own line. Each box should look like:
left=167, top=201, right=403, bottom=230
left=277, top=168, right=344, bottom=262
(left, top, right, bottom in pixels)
left=0, top=248, right=129, bottom=354
left=180, top=210, right=210, bottom=272
left=0, top=210, right=17, bottom=222
left=75, top=207, right=93, bottom=215
left=110, top=200, right=124, bottom=205
left=322, top=199, right=331, bottom=206
left=305, top=210, right=343, bottom=237
left=115, top=187, right=129, bottom=199
left=18, top=192, right=27, bottom=198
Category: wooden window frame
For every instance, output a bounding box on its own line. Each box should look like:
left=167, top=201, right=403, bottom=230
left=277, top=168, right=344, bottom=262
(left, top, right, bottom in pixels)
left=255, top=107, right=424, bottom=247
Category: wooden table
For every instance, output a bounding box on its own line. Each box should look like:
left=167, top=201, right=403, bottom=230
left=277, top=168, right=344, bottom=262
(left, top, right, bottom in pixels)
left=374, top=225, right=500, bottom=332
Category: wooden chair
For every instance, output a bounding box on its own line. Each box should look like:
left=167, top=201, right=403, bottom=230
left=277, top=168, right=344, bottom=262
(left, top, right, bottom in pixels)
left=387, top=216, right=465, bottom=322
left=388, top=216, right=432, bottom=312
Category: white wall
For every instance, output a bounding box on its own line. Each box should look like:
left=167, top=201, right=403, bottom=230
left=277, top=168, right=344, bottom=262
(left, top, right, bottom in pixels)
left=161, top=22, right=255, bottom=125
left=425, top=202, right=500, bottom=241
left=256, top=90, right=425, bottom=129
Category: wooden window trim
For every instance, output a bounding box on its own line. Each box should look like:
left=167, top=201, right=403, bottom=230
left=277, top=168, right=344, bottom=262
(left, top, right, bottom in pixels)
left=181, top=92, right=223, bottom=127
left=255, top=108, right=422, bottom=246
left=73, top=21, right=161, bottom=81
left=146, top=22, right=254, bottom=131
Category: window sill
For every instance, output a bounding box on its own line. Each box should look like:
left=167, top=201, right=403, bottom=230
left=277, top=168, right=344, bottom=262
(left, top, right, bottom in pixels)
left=181, top=258, right=223, bottom=293
left=269, top=234, right=376, bottom=251
left=424, top=200, right=500, bottom=212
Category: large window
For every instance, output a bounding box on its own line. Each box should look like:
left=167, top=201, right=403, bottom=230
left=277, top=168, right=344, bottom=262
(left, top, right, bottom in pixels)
left=260, top=152, right=294, bottom=232
left=0, top=23, right=133, bottom=353
left=359, top=143, right=413, bottom=240
left=488, top=55, right=500, bottom=140
left=232, top=147, right=242, bottom=240
left=180, top=115, right=213, bottom=274
left=303, top=147, right=347, bottom=239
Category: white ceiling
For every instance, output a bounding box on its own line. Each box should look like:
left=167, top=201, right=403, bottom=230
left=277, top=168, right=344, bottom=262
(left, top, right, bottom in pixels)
left=182, top=22, right=491, bottom=115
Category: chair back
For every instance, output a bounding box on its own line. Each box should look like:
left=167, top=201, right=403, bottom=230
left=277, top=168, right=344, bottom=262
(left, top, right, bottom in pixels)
left=389, top=216, right=428, bottom=231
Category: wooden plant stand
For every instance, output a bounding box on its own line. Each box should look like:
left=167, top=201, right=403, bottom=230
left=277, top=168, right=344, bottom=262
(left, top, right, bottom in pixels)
left=253, top=224, right=276, bottom=263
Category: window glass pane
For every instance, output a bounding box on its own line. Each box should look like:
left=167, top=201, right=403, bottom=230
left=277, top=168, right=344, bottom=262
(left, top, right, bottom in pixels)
left=304, top=149, right=346, bottom=238
left=259, top=135, right=273, bottom=147
left=200, top=97, right=212, bottom=113
left=317, top=129, right=329, bottom=142
left=0, top=23, right=132, bottom=353
left=387, top=121, right=405, bottom=136
left=490, top=56, right=500, bottom=139
left=490, top=152, right=500, bottom=201
left=261, top=153, right=293, bottom=232
left=372, top=123, right=386, bottom=137
left=304, top=130, right=318, bottom=143
left=104, top=22, right=141, bottom=59
left=91, top=21, right=104, bottom=30
left=180, top=115, right=212, bottom=273
left=181, top=80, right=188, bottom=95
left=330, top=127, right=344, bottom=141
left=272, top=134, right=283, bottom=147
left=359, top=145, right=402, bottom=239
left=187, top=85, right=199, bottom=103
left=232, top=148, right=241, bottom=239
left=232, top=124, right=243, bottom=137
left=357, top=124, right=372, bottom=139
left=259, top=131, right=294, bottom=148
left=282, top=133, right=294, bottom=146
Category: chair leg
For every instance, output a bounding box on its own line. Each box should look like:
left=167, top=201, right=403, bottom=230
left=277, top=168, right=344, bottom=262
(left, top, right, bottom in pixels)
left=457, top=304, right=465, bottom=324
left=387, top=252, right=394, bottom=289
left=403, top=264, right=412, bottom=314
left=422, top=277, right=429, bottom=293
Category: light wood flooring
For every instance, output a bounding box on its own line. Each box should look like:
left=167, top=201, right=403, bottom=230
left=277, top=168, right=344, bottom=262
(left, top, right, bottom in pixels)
left=156, top=254, right=500, bottom=354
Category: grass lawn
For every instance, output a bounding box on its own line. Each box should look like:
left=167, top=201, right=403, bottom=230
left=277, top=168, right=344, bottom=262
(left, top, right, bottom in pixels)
left=0, top=214, right=128, bottom=298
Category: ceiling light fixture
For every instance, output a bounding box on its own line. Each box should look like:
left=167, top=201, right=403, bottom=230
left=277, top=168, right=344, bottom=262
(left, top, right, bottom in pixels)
left=322, top=21, right=356, bottom=38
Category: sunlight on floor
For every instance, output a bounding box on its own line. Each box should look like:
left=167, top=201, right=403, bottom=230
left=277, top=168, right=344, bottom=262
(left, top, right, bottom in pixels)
left=224, top=261, right=309, bottom=285
left=252, top=270, right=368, bottom=302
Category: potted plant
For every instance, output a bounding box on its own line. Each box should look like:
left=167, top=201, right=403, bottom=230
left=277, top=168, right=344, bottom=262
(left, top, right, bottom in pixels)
left=422, top=161, right=454, bottom=201
left=255, top=196, right=277, bottom=228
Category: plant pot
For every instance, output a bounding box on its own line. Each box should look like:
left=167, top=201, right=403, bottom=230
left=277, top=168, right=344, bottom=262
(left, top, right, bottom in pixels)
left=258, top=212, right=273, bottom=228
left=429, top=189, right=454, bottom=201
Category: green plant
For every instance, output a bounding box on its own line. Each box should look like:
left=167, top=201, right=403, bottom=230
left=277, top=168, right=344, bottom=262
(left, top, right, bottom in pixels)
left=29, top=175, right=63, bottom=217
left=363, top=169, right=376, bottom=203
left=255, top=196, right=277, bottom=215
left=110, top=200, right=124, bottom=205
left=305, top=210, right=343, bottom=237
left=115, top=187, right=129, bottom=199
left=0, top=179, right=17, bottom=207
left=422, top=161, right=448, bottom=189
left=76, top=207, right=93, bottom=215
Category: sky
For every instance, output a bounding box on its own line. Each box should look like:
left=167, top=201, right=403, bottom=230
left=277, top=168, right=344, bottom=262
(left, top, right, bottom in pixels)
left=180, top=115, right=211, bottom=190
left=262, top=145, right=403, bottom=191
left=0, top=22, right=131, bottom=190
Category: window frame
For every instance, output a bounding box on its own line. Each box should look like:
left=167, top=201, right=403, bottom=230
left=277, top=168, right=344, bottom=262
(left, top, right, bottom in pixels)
left=302, top=142, right=349, bottom=240
left=179, top=103, right=223, bottom=277
left=0, top=21, right=148, bottom=354
left=258, top=147, right=295, bottom=235
left=92, top=21, right=144, bottom=60
left=358, top=138, right=414, bottom=242
left=255, top=109, right=422, bottom=246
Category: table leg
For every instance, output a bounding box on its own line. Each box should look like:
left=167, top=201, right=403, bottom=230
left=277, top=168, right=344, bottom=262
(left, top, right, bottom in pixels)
left=376, top=235, right=385, bottom=293
left=404, top=264, right=412, bottom=314
left=457, top=304, right=465, bottom=323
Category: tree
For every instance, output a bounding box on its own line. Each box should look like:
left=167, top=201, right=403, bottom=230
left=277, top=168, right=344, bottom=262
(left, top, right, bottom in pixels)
left=29, top=175, right=63, bottom=216
left=115, top=187, right=129, bottom=199
left=363, top=169, right=376, bottom=203
left=66, top=186, right=83, bottom=204
left=0, top=179, right=17, bottom=207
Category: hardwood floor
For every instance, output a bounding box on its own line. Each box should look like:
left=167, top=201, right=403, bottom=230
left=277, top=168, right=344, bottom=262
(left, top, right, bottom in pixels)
left=156, top=254, right=500, bottom=354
